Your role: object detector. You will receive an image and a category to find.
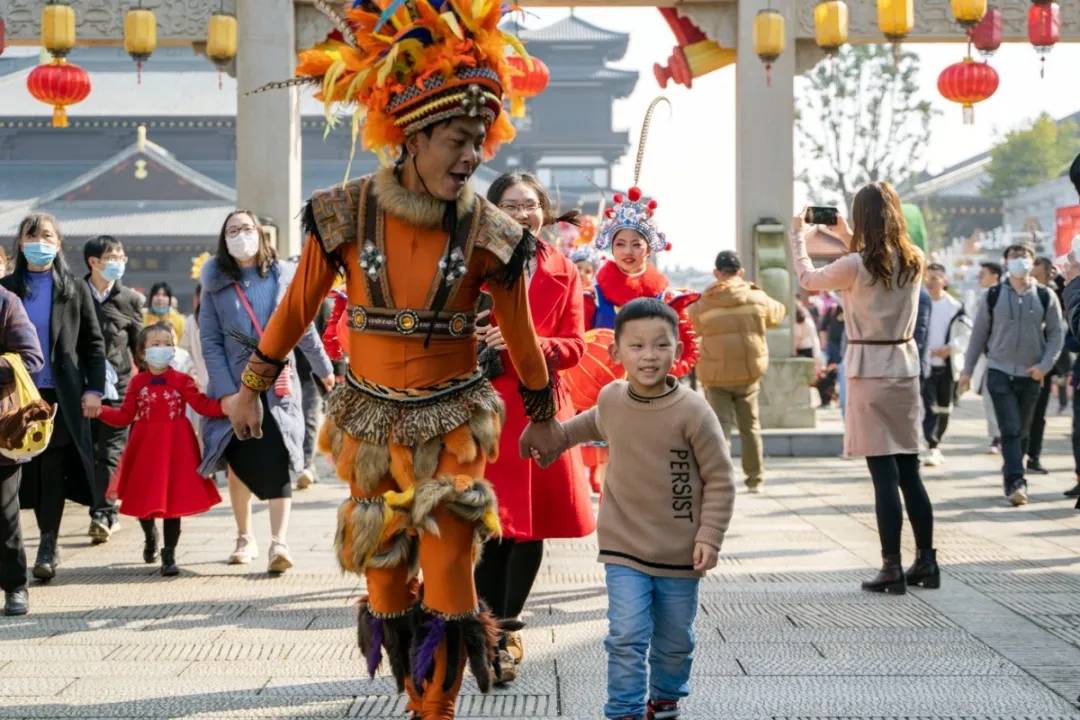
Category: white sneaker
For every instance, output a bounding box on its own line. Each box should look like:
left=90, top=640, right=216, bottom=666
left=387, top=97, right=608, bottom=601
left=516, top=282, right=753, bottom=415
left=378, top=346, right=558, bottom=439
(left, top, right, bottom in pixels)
left=228, top=534, right=258, bottom=565
left=296, top=467, right=316, bottom=490
left=267, top=540, right=294, bottom=574
left=1009, top=487, right=1029, bottom=507
left=923, top=448, right=944, bottom=467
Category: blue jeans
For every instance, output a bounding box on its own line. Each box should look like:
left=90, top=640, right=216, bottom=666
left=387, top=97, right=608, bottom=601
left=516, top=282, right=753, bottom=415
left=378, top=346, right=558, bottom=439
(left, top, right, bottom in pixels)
left=986, top=369, right=1041, bottom=492
left=604, top=564, right=700, bottom=719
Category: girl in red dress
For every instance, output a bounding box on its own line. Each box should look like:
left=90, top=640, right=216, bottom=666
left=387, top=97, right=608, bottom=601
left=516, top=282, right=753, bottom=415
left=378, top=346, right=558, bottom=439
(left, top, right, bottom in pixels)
left=99, top=323, right=226, bottom=576
left=474, top=173, right=595, bottom=685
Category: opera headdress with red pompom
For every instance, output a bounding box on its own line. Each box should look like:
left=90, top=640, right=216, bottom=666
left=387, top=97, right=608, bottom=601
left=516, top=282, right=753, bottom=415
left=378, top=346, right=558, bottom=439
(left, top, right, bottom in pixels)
left=595, top=96, right=672, bottom=255
left=253, top=0, right=541, bottom=165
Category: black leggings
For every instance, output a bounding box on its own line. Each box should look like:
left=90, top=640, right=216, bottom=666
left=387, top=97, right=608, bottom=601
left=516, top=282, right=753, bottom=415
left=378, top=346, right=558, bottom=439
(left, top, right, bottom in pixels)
left=139, top=518, right=181, bottom=549
left=474, top=538, right=544, bottom=621
left=866, top=454, right=934, bottom=556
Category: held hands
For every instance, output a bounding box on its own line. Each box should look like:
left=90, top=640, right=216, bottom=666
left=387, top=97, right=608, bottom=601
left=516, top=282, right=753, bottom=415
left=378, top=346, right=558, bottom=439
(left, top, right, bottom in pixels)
left=81, top=392, right=102, bottom=419
left=693, top=543, right=719, bottom=572
left=228, top=387, right=264, bottom=441
left=1028, top=366, right=1046, bottom=383
left=518, top=419, right=567, bottom=468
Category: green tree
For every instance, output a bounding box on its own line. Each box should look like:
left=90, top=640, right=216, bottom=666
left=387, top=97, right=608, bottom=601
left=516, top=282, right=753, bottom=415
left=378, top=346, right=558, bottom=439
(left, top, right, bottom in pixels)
left=796, top=45, right=936, bottom=210
left=981, top=113, right=1080, bottom=201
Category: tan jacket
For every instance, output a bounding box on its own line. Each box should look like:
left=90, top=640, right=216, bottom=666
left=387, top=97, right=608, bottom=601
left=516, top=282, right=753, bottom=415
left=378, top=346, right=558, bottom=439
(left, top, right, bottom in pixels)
left=689, top=276, right=786, bottom=387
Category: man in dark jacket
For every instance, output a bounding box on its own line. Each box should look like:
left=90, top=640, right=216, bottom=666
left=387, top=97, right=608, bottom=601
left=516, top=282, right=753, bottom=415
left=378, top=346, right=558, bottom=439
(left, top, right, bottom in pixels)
left=83, top=236, right=142, bottom=543
left=1057, top=153, right=1080, bottom=503
left=0, top=285, right=45, bottom=616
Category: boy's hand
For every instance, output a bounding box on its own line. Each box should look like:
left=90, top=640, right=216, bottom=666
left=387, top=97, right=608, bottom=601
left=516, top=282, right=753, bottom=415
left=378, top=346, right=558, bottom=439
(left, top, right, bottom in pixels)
left=693, top=543, right=719, bottom=572
left=518, top=420, right=566, bottom=467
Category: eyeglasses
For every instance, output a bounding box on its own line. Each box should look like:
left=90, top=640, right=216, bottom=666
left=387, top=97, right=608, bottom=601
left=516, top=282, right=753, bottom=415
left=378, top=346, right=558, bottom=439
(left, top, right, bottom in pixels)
left=225, top=224, right=257, bottom=238
left=498, top=202, right=541, bottom=214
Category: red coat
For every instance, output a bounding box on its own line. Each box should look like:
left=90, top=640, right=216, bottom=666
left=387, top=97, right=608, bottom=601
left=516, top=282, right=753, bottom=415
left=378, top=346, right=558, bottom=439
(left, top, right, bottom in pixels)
left=99, top=369, right=224, bottom=520
left=489, top=243, right=596, bottom=540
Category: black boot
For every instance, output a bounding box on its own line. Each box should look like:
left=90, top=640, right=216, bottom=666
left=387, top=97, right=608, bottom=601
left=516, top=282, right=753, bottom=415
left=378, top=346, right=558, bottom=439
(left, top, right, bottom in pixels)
left=160, top=548, right=179, bottom=576
left=143, top=527, right=160, bottom=564
left=861, top=554, right=907, bottom=594
left=905, top=549, right=940, bottom=589
left=32, top=532, right=58, bottom=582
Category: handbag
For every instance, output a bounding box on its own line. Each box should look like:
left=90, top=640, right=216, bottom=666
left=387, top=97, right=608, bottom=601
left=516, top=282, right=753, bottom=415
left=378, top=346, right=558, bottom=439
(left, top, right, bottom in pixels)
left=0, top=352, right=56, bottom=462
left=233, top=284, right=291, bottom=398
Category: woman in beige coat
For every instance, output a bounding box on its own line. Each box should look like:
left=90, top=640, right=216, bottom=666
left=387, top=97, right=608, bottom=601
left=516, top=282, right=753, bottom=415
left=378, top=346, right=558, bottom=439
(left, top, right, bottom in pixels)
left=790, top=182, right=937, bottom=595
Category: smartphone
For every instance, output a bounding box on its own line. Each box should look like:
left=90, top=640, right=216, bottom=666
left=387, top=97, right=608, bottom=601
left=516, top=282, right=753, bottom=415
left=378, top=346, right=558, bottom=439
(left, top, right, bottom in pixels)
left=804, top=206, right=839, bottom=226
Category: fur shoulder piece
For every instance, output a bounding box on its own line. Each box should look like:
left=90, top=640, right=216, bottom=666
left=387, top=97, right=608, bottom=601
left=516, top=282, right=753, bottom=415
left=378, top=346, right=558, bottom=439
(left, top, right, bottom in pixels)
left=371, top=167, right=474, bottom=229
left=473, top=198, right=534, bottom=289
left=303, top=178, right=368, bottom=254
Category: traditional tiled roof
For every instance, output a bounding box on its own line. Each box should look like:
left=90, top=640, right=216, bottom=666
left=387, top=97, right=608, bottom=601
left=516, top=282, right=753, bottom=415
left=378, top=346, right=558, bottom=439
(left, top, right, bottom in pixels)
left=517, top=15, right=627, bottom=44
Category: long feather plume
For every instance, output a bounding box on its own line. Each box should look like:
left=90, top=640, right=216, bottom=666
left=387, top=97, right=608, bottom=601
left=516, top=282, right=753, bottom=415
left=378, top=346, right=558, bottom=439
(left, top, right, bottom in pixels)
left=313, top=0, right=359, bottom=47
left=633, top=96, right=672, bottom=187
left=245, top=77, right=320, bottom=97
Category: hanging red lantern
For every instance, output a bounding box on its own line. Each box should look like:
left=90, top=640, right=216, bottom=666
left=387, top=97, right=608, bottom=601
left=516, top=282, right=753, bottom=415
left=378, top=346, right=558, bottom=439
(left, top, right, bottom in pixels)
left=971, top=6, right=1002, bottom=58
left=0, top=18, right=7, bottom=57
left=1028, top=1, right=1060, bottom=78
left=27, top=59, right=91, bottom=128
left=505, top=55, right=549, bottom=118
left=938, top=55, right=998, bottom=125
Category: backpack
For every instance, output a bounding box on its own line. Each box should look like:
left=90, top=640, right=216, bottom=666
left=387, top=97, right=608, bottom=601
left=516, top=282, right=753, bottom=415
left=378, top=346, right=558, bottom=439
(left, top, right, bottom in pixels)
left=984, top=283, right=1049, bottom=352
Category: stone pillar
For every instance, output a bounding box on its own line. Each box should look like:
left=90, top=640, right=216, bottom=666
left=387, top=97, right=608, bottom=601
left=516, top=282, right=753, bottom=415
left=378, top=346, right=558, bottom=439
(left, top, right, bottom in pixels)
left=236, top=0, right=302, bottom=257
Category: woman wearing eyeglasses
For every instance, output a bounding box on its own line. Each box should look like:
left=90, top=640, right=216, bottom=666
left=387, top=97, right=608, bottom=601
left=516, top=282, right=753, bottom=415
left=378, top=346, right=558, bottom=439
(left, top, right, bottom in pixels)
left=473, top=173, right=595, bottom=684
left=198, top=210, right=335, bottom=574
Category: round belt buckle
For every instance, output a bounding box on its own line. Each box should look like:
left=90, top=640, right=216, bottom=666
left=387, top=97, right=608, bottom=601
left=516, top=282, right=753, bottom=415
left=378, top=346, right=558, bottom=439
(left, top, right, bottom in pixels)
left=396, top=309, right=420, bottom=335
left=350, top=306, right=368, bottom=331
left=448, top=313, right=469, bottom=337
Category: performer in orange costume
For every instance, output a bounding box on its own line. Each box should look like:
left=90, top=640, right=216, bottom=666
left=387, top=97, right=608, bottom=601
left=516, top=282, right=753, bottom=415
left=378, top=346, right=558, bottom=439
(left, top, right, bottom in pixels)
left=225, top=4, right=559, bottom=718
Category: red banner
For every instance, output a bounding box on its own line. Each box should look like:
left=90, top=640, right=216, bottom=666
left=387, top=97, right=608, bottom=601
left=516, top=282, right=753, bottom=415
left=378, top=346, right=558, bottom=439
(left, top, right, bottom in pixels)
left=1055, top=205, right=1080, bottom=257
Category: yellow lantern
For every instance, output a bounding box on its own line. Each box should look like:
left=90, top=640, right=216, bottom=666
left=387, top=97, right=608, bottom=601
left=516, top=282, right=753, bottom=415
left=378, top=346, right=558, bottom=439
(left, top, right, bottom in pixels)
left=753, top=9, right=785, bottom=86
left=124, top=5, right=157, bottom=83
left=207, top=13, right=237, bottom=90
left=814, top=1, right=849, bottom=53
left=41, top=1, right=76, bottom=59
left=878, top=0, right=914, bottom=41
left=950, top=0, right=987, bottom=28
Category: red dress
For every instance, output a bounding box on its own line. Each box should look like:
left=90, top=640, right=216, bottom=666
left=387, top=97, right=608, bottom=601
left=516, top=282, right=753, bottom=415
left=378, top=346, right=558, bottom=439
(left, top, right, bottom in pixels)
left=488, top=243, right=596, bottom=540
left=99, top=368, right=224, bottom=519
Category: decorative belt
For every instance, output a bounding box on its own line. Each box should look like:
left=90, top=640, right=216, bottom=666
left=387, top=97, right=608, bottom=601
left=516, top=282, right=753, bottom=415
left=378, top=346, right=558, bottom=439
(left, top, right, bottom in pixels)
left=847, top=337, right=913, bottom=346
left=346, top=304, right=475, bottom=339
left=344, top=369, right=486, bottom=404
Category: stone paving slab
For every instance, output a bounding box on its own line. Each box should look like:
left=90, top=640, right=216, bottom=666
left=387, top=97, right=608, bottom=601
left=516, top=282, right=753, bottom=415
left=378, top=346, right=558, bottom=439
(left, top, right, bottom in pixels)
left=3, top=402, right=1080, bottom=718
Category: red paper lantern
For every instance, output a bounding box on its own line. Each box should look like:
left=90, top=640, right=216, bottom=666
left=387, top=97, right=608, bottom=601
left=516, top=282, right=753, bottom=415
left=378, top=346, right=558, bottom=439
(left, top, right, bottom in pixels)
left=505, top=55, right=549, bottom=118
left=27, top=59, right=91, bottom=128
left=0, top=18, right=6, bottom=57
left=938, top=55, right=998, bottom=124
left=1028, top=1, right=1060, bottom=78
left=564, top=328, right=624, bottom=413
left=970, top=6, right=1002, bottom=58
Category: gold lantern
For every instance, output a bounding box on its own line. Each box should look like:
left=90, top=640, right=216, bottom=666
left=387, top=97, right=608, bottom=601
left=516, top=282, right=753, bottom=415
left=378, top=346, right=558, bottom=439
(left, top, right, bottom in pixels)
left=878, top=0, right=914, bottom=41
left=41, top=1, right=76, bottom=59
left=753, top=8, right=785, bottom=86
left=951, top=0, right=987, bottom=28
left=207, top=12, right=237, bottom=89
left=814, top=1, right=849, bottom=53
left=124, top=4, right=157, bottom=83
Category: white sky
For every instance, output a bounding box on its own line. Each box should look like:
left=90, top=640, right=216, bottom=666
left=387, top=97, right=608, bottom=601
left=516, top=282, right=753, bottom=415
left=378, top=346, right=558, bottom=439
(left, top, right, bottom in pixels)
left=522, top=7, right=1080, bottom=271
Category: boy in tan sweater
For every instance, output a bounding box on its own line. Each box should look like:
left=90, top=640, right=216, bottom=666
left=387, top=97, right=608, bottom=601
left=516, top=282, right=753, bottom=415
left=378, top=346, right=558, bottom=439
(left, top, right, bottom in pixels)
left=522, top=297, right=736, bottom=720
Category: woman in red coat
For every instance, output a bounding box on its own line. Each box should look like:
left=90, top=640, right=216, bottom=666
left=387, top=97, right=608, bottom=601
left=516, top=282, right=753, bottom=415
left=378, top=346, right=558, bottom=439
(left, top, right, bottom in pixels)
left=475, top=173, right=595, bottom=685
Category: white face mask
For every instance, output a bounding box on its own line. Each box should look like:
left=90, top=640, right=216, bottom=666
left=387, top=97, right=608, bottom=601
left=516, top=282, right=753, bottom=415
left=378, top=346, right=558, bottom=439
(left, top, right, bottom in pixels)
left=1007, top=257, right=1033, bottom=278
left=226, top=231, right=260, bottom=260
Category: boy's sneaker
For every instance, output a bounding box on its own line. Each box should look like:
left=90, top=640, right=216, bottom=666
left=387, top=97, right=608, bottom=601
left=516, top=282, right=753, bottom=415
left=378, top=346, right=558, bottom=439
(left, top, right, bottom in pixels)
left=922, top=448, right=944, bottom=467
left=647, top=700, right=679, bottom=719
left=1009, top=485, right=1029, bottom=507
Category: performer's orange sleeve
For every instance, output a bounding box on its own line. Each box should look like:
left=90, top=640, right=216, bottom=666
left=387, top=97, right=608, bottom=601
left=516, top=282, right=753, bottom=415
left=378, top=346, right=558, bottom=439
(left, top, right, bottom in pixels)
left=259, top=235, right=337, bottom=362
left=478, top=249, right=550, bottom=391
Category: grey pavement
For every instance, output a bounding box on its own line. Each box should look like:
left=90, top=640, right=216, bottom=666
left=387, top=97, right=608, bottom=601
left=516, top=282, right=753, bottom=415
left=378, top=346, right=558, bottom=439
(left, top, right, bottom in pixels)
left=2, top=395, right=1080, bottom=719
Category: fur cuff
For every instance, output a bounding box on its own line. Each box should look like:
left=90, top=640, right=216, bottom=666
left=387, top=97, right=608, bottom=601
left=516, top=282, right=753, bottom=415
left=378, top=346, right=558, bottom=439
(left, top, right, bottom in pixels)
left=411, top=604, right=499, bottom=693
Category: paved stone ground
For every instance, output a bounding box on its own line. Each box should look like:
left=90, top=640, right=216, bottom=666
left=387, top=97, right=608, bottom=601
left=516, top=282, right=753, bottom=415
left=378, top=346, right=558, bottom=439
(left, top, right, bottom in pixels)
left=3, top=396, right=1080, bottom=719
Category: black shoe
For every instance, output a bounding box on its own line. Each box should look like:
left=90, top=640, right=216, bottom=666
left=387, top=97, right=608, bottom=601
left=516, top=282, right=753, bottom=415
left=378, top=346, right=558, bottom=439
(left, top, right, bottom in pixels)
left=143, top=528, right=160, bottom=564
left=1064, top=483, right=1080, bottom=498
left=1026, top=459, right=1049, bottom=475
left=861, top=554, right=907, bottom=594
left=32, top=532, right=58, bottom=582
left=3, top=589, right=28, bottom=616
left=161, top=548, right=179, bottom=577
left=905, top=549, right=940, bottom=589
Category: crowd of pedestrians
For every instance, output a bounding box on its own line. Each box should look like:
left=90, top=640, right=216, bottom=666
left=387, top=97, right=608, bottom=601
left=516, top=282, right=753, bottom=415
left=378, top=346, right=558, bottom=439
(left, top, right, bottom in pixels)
left=2, top=158, right=1080, bottom=720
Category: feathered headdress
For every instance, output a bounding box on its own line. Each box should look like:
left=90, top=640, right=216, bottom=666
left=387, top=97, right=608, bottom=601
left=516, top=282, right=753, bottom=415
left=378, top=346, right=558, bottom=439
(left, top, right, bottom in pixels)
left=596, top=97, right=672, bottom=254
left=259, top=0, right=539, bottom=165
